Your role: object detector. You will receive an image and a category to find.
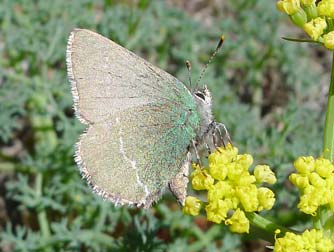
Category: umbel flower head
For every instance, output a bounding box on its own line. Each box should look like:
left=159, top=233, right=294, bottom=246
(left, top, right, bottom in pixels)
left=277, top=0, right=334, bottom=50
left=183, top=144, right=276, bottom=234
left=274, top=229, right=334, bottom=251
left=289, top=156, right=334, bottom=215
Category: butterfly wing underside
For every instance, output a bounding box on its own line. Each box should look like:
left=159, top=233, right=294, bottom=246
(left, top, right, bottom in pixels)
left=66, top=29, right=200, bottom=207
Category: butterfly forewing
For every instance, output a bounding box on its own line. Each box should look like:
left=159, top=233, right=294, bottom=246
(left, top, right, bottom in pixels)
left=67, top=29, right=201, bottom=207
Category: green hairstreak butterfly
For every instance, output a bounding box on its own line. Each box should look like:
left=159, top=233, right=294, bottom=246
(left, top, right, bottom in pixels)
left=66, top=29, right=227, bottom=208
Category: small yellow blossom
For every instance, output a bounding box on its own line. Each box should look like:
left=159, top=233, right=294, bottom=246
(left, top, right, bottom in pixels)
left=183, top=196, right=202, bottom=216
left=300, top=0, right=315, bottom=5
left=274, top=229, right=334, bottom=252
left=308, top=172, right=326, bottom=187
left=205, top=199, right=230, bottom=224
left=277, top=0, right=301, bottom=15
left=207, top=180, right=232, bottom=202
left=234, top=172, right=256, bottom=186
left=315, top=157, right=334, bottom=177
left=236, top=185, right=259, bottom=212
left=209, top=159, right=228, bottom=181
left=254, top=165, right=277, bottom=184
left=324, top=31, right=334, bottom=50
left=225, top=208, right=250, bottom=233
left=257, top=187, right=275, bottom=211
left=317, top=0, right=334, bottom=18
left=235, top=153, right=253, bottom=167
left=227, top=163, right=249, bottom=181
left=215, top=144, right=238, bottom=162
left=191, top=164, right=214, bottom=190
left=208, top=144, right=237, bottom=180
left=289, top=173, right=309, bottom=188
left=294, top=156, right=315, bottom=174
left=298, top=191, right=320, bottom=215
left=303, top=17, right=327, bottom=40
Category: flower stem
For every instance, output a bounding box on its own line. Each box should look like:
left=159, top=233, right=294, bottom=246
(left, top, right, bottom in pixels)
left=323, top=51, right=334, bottom=162
left=246, top=212, right=294, bottom=243
left=36, top=173, right=51, bottom=239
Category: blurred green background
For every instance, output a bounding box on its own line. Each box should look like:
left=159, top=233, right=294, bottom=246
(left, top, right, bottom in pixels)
left=0, top=0, right=330, bottom=251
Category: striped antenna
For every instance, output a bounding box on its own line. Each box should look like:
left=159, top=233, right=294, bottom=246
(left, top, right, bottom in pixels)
left=196, top=35, right=225, bottom=87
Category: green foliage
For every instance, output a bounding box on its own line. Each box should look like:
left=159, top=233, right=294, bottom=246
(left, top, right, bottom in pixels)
left=0, top=0, right=324, bottom=251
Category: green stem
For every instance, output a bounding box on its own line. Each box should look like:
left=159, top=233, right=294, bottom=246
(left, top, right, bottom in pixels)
left=323, top=51, right=334, bottom=161
left=246, top=212, right=295, bottom=243
left=36, top=173, right=51, bottom=239
left=282, top=37, right=322, bottom=44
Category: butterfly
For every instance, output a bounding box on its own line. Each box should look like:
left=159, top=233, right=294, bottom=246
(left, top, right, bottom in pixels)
left=66, top=29, right=227, bottom=208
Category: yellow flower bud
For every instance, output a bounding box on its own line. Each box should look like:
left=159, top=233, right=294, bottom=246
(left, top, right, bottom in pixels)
left=277, top=0, right=301, bottom=15
left=209, top=162, right=228, bottom=181
left=183, top=196, right=202, bottom=216
left=326, top=175, right=334, bottom=188
left=300, top=0, right=315, bottom=5
left=294, top=156, right=315, bottom=174
left=234, top=173, right=256, bottom=186
left=289, top=173, right=309, bottom=188
left=274, top=232, right=304, bottom=251
left=207, top=181, right=232, bottom=202
left=226, top=163, right=244, bottom=181
left=303, top=17, right=327, bottom=40
left=308, top=172, right=326, bottom=187
left=298, top=193, right=318, bottom=215
left=254, top=165, right=277, bottom=184
left=317, top=0, right=334, bottom=18
left=314, top=157, right=334, bottom=177
left=324, top=31, right=334, bottom=50
left=257, top=187, right=275, bottom=211
left=236, top=185, right=259, bottom=212
left=191, top=166, right=214, bottom=190
left=205, top=199, right=230, bottom=224
left=225, top=208, right=250, bottom=233
left=235, top=154, right=253, bottom=168
left=215, top=143, right=238, bottom=162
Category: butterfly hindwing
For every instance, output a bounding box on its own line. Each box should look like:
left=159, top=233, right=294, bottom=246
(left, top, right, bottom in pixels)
left=67, top=29, right=201, bottom=207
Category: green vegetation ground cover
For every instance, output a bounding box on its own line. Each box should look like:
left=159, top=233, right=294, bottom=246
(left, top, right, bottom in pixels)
left=0, top=0, right=327, bottom=251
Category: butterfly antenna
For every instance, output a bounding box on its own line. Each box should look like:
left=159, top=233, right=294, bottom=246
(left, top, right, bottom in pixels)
left=196, top=34, right=225, bottom=87
left=185, top=60, right=192, bottom=88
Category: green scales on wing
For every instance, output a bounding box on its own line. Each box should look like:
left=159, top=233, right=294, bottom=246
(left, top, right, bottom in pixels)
left=67, top=29, right=201, bottom=207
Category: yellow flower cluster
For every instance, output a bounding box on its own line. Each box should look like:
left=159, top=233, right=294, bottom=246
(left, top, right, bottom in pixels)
left=274, top=229, right=334, bottom=251
left=183, top=144, right=276, bottom=234
left=318, top=0, right=334, bottom=18
left=304, top=17, right=327, bottom=40
left=289, top=156, right=334, bottom=215
left=277, top=0, right=334, bottom=50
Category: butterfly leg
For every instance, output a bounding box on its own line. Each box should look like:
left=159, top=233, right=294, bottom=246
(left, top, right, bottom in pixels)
left=215, top=122, right=232, bottom=146
left=212, top=129, right=220, bottom=148
left=192, top=140, right=202, bottom=166
left=205, top=143, right=211, bottom=155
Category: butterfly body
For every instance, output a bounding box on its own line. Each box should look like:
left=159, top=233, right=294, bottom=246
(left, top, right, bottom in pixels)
left=67, top=29, right=214, bottom=208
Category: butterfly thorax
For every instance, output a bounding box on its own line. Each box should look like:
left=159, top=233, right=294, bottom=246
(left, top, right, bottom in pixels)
left=192, top=86, right=214, bottom=142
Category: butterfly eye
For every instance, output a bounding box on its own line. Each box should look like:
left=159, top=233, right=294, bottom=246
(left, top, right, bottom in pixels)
left=195, top=92, right=206, bottom=101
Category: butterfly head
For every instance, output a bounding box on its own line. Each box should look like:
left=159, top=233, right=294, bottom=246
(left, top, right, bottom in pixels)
left=192, top=85, right=213, bottom=139
left=193, top=85, right=212, bottom=106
